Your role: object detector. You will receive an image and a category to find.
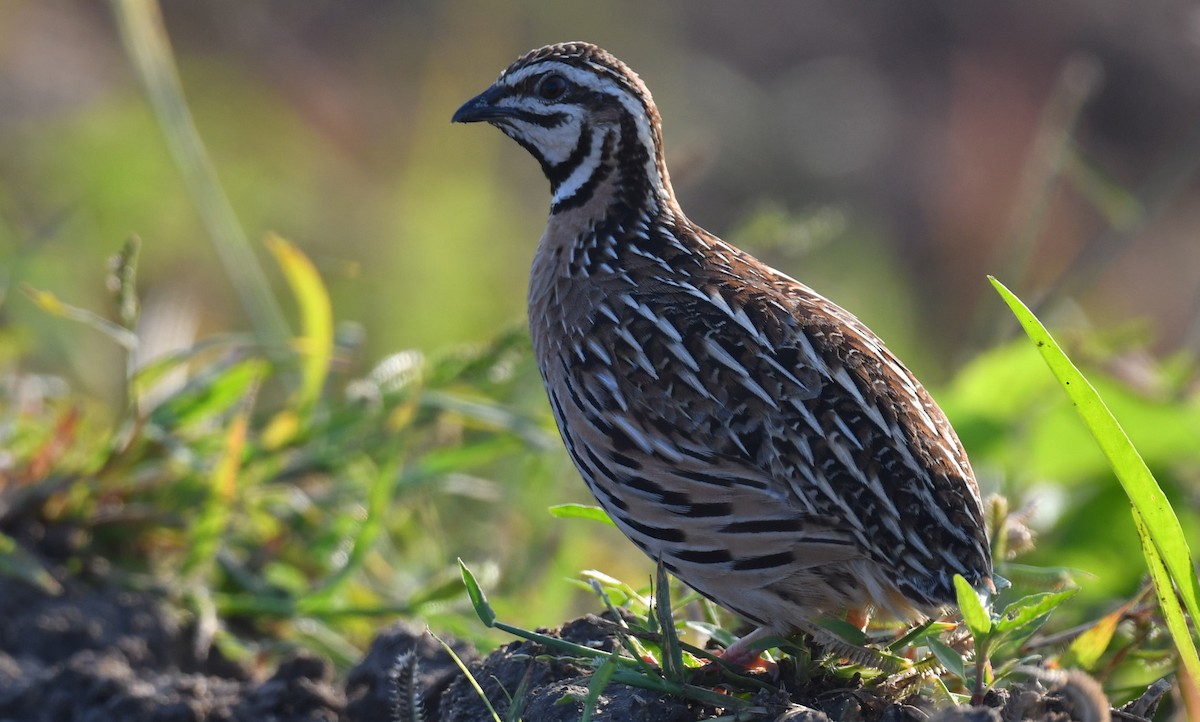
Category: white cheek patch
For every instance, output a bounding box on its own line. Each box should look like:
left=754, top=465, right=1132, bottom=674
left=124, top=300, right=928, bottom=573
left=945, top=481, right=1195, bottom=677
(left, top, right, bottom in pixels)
left=492, top=96, right=583, bottom=166
left=534, top=117, right=585, bottom=165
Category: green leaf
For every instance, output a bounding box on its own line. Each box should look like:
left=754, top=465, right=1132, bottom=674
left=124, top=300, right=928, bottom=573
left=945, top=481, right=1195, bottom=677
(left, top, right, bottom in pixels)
left=992, top=589, right=1077, bottom=635
left=111, top=0, right=291, bottom=352
left=548, top=504, right=616, bottom=526
left=810, top=616, right=869, bottom=647
left=887, top=619, right=951, bottom=652
left=954, top=574, right=992, bottom=640
left=130, top=333, right=250, bottom=399
left=581, top=653, right=619, bottom=722
left=990, top=276, right=1200, bottom=682
left=458, top=558, right=496, bottom=627
left=988, top=589, right=1076, bottom=662
left=926, top=636, right=966, bottom=681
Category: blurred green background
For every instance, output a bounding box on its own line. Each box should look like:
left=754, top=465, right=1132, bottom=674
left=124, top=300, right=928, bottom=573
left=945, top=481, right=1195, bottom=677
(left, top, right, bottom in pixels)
left=2, top=0, right=1199, bottom=651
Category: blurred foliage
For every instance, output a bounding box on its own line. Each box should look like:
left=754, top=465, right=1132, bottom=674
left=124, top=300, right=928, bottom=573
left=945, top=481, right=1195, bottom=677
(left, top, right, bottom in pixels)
left=2, top=236, right=585, bottom=656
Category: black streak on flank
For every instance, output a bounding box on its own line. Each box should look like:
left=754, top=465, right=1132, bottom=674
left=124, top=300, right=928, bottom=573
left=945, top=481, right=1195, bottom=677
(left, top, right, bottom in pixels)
left=677, top=469, right=770, bottom=491
left=721, top=518, right=806, bottom=534
left=682, top=502, right=733, bottom=517
left=609, top=451, right=643, bottom=470
left=620, top=516, right=686, bottom=543
left=673, top=548, right=733, bottom=564
left=732, top=551, right=794, bottom=571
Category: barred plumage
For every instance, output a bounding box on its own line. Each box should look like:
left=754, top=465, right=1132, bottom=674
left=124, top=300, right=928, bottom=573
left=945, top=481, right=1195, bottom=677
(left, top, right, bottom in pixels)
left=453, top=42, right=993, bottom=658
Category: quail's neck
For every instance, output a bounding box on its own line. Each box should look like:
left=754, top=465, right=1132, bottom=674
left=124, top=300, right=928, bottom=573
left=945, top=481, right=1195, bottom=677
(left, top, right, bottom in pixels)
left=546, top=121, right=677, bottom=237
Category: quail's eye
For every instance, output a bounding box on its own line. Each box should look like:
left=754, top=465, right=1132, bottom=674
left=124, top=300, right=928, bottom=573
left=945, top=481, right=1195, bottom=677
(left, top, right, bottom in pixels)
left=536, top=73, right=568, bottom=101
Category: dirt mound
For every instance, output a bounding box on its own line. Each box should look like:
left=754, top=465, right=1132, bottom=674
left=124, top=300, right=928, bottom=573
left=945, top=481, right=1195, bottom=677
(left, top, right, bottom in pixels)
left=0, top=573, right=1156, bottom=720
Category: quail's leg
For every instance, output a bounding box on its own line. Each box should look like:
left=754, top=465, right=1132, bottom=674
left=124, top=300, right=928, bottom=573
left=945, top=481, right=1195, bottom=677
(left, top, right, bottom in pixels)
left=720, top=626, right=776, bottom=667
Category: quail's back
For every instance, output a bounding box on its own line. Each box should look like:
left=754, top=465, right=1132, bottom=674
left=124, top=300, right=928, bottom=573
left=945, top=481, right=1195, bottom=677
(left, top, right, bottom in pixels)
left=453, top=42, right=993, bottom=647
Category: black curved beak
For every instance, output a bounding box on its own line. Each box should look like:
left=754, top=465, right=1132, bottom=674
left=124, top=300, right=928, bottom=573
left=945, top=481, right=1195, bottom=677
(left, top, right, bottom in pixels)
left=451, top=85, right=512, bottom=124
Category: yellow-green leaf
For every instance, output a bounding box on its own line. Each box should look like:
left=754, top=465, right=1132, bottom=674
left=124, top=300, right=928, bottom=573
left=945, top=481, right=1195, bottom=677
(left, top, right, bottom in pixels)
left=266, top=233, right=332, bottom=416
left=548, top=503, right=616, bottom=526
left=1063, top=606, right=1123, bottom=670
left=991, top=276, right=1200, bottom=684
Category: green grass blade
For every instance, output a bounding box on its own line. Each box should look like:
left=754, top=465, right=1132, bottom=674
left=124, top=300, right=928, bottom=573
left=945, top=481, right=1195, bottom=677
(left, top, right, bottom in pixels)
left=810, top=616, right=868, bottom=646
left=580, top=653, right=619, bottom=722
left=1134, top=507, right=1200, bottom=683
left=655, top=560, right=685, bottom=682
left=431, top=630, right=503, bottom=722
left=990, top=276, right=1200, bottom=679
left=182, top=382, right=256, bottom=579
left=503, top=665, right=533, bottom=722
left=297, top=458, right=395, bottom=612
left=110, top=0, right=290, bottom=353
left=22, top=285, right=140, bottom=350
left=148, top=357, right=269, bottom=431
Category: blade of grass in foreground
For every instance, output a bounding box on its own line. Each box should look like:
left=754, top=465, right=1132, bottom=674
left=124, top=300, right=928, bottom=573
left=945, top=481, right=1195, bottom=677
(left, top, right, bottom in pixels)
left=990, top=276, right=1200, bottom=686
left=431, top=630, right=502, bottom=722
left=110, top=0, right=290, bottom=353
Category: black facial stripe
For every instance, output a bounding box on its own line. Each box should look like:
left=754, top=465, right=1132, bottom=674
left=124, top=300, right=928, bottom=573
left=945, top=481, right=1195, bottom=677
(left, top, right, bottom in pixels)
left=611, top=111, right=655, bottom=206
left=510, top=110, right=567, bottom=128
left=551, top=129, right=614, bottom=214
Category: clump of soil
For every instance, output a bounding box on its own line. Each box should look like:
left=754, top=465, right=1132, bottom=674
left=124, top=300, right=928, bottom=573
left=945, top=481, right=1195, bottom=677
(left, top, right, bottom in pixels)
left=0, top=519, right=1167, bottom=721
left=0, top=572, right=1156, bottom=721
